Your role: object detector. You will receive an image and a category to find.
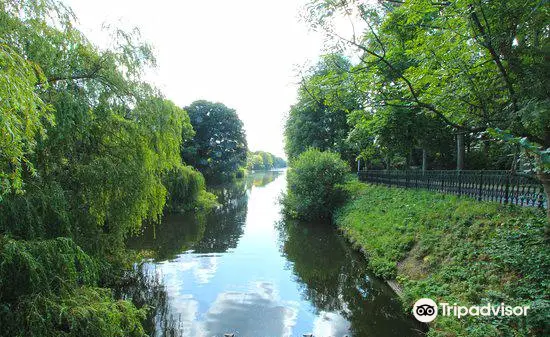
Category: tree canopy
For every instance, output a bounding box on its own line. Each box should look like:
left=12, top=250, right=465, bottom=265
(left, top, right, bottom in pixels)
left=182, top=100, right=248, bottom=179
left=0, top=1, right=216, bottom=335
left=283, top=0, right=549, bottom=198
left=0, top=1, right=197, bottom=253
left=285, top=54, right=361, bottom=166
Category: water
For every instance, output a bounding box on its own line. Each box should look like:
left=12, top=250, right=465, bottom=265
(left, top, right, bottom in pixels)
left=125, top=170, right=424, bottom=337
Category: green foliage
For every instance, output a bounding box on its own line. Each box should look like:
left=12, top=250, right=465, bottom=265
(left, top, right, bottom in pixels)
left=246, top=151, right=286, bottom=171
left=0, top=39, right=53, bottom=197
left=285, top=54, right=359, bottom=166
left=302, top=0, right=549, bottom=172
left=283, top=149, right=349, bottom=220
left=182, top=100, right=248, bottom=180
left=336, top=181, right=549, bottom=336
left=0, top=237, right=98, bottom=301
left=0, top=0, right=216, bottom=255
left=0, top=237, right=146, bottom=337
left=162, top=164, right=217, bottom=212
left=0, top=1, right=217, bottom=336
left=235, top=166, right=247, bottom=178
left=488, top=128, right=550, bottom=173
left=0, top=0, right=193, bottom=255
left=1, top=286, right=147, bottom=337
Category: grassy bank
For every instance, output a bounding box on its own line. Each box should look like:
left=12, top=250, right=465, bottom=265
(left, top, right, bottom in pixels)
left=335, top=181, right=549, bottom=337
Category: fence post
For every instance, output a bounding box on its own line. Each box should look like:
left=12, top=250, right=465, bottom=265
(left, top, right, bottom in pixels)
left=504, top=172, right=510, bottom=205
left=478, top=171, right=483, bottom=201
left=406, top=170, right=410, bottom=188
left=427, top=173, right=431, bottom=190
left=457, top=170, right=462, bottom=196
left=537, top=184, right=545, bottom=209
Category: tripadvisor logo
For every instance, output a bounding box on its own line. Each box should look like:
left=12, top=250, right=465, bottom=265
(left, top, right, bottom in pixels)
left=412, top=298, right=530, bottom=323
left=413, top=298, right=438, bottom=322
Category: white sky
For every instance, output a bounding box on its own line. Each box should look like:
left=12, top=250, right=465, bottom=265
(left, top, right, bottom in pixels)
left=63, top=0, right=332, bottom=158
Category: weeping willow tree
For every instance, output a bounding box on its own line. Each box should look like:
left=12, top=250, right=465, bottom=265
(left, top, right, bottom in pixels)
left=0, top=1, right=213, bottom=335
left=0, top=237, right=148, bottom=337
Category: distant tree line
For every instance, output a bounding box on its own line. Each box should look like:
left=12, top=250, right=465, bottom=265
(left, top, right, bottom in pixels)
left=246, top=151, right=287, bottom=171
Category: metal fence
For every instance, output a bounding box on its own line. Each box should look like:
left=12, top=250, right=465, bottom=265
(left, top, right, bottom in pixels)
left=357, top=170, right=547, bottom=209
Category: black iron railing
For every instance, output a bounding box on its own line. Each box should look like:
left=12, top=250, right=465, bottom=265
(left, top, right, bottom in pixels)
left=358, top=170, right=547, bottom=209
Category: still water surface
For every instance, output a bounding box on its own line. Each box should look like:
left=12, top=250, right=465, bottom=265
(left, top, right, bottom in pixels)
left=125, top=170, right=423, bottom=337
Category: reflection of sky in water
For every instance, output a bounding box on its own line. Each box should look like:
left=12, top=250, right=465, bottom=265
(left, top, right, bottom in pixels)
left=143, top=175, right=320, bottom=336
left=313, top=311, right=351, bottom=337
left=139, top=172, right=421, bottom=337
left=198, top=282, right=299, bottom=337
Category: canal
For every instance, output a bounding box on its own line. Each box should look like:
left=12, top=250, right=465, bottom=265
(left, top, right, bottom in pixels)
left=124, top=170, right=423, bottom=337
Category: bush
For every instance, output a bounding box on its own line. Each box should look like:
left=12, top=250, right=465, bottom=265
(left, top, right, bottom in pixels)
left=0, top=237, right=147, bottom=337
left=162, top=165, right=217, bottom=212
left=235, top=167, right=247, bottom=179
left=283, top=149, right=349, bottom=220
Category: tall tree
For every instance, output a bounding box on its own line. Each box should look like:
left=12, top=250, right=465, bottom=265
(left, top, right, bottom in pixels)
left=0, top=1, right=212, bottom=335
left=305, top=0, right=550, bottom=209
left=182, top=100, right=248, bottom=179
left=285, top=54, right=361, bottom=165
left=0, top=0, right=208, bottom=254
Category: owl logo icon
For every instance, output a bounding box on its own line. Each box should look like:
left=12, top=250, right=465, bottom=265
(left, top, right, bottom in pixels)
left=413, top=298, right=438, bottom=322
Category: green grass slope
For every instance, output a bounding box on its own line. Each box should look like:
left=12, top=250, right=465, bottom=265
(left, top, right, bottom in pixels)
left=336, top=181, right=549, bottom=337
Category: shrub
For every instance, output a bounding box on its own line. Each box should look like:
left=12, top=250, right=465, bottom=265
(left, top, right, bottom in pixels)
left=162, top=165, right=217, bottom=212
left=283, top=149, right=349, bottom=220
left=235, top=167, right=247, bottom=179
left=0, top=237, right=147, bottom=337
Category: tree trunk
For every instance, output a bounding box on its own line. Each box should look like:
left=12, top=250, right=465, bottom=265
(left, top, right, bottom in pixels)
left=538, top=172, right=550, bottom=222
left=422, top=148, right=428, bottom=172
left=457, top=134, right=465, bottom=170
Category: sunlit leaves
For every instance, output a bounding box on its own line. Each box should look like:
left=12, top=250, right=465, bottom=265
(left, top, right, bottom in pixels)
left=0, top=43, right=54, bottom=197
left=304, top=0, right=549, bottom=172
left=285, top=54, right=359, bottom=165
left=283, top=148, right=349, bottom=220
left=182, top=100, right=248, bottom=179
left=0, top=0, right=208, bottom=256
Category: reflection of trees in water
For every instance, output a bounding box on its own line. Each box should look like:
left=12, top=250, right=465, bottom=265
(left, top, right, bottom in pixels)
left=208, top=170, right=282, bottom=206
left=127, top=213, right=206, bottom=261
left=121, top=171, right=289, bottom=337
left=249, top=170, right=282, bottom=187
left=280, top=220, right=424, bottom=337
left=116, top=264, right=178, bottom=337
left=193, top=180, right=249, bottom=253
left=128, top=171, right=282, bottom=258
left=192, top=171, right=282, bottom=253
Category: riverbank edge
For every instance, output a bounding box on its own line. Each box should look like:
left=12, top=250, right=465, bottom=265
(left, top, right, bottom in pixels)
left=337, top=227, right=405, bottom=295
left=333, top=180, right=548, bottom=337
